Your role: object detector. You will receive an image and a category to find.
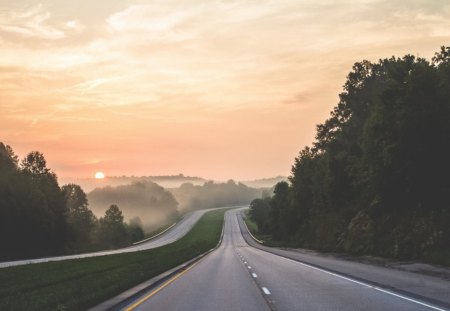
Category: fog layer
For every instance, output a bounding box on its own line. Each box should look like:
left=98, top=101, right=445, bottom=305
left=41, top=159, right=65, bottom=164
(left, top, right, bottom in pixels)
left=88, top=181, right=179, bottom=232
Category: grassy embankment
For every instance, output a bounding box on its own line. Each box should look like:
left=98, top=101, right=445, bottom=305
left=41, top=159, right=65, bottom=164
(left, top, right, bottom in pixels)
left=0, top=209, right=226, bottom=311
left=243, top=212, right=295, bottom=248
left=243, top=212, right=274, bottom=245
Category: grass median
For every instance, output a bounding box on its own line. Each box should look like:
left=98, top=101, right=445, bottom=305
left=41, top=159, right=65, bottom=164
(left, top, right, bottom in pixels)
left=0, top=208, right=226, bottom=311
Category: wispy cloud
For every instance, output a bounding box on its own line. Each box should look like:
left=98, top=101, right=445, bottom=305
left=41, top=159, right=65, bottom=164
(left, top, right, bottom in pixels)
left=0, top=4, right=66, bottom=39
left=107, top=5, right=189, bottom=33
left=69, top=76, right=124, bottom=94
left=1, top=0, right=450, bottom=179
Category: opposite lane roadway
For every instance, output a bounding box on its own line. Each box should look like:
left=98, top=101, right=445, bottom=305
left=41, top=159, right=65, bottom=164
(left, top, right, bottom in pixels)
left=0, top=208, right=220, bottom=268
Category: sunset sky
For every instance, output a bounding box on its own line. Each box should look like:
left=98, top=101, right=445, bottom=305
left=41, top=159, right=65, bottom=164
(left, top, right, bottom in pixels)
left=1, top=0, right=449, bottom=180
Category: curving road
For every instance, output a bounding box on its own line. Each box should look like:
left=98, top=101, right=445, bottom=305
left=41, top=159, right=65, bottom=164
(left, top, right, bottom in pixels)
left=120, top=208, right=450, bottom=311
left=0, top=208, right=219, bottom=269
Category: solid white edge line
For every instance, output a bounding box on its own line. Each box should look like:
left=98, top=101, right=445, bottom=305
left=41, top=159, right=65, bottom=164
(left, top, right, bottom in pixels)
left=280, top=256, right=447, bottom=311
left=238, top=209, right=447, bottom=311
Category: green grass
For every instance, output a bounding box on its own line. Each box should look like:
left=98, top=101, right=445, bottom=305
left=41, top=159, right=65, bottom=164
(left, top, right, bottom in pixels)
left=243, top=213, right=271, bottom=244
left=243, top=213, right=258, bottom=234
left=0, top=209, right=226, bottom=311
left=243, top=213, right=293, bottom=247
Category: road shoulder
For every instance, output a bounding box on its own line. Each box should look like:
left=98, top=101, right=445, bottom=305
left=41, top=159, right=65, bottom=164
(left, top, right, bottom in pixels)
left=237, top=211, right=450, bottom=310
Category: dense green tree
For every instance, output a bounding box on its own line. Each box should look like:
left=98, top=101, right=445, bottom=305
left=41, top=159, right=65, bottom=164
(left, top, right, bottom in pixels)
left=97, top=205, right=129, bottom=249
left=0, top=147, right=68, bottom=259
left=1, top=143, right=147, bottom=259
left=249, top=198, right=271, bottom=234
left=62, top=184, right=97, bottom=250
left=258, top=47, right=450, bottom=264
left=269, top=182, right=291, bottom=240
left=126, top=217, right=145, bottom=242
left=0, top=143, right=18, bottom=170
left=21, top=151, right=51, bottom=176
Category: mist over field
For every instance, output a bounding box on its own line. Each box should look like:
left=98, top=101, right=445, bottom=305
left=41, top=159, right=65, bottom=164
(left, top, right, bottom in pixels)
left=241, top=176, right=287, bottom=189
left=169, top=180, right=266, bottom=211
left=88, top=181, right=179, bottom=232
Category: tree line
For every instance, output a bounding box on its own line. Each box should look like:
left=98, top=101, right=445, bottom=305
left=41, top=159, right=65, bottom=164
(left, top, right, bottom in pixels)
left=250, top=47, right=450, bottom=264
left=0, top=142, right=267, bottom=261
left=88, top=181, right=179, bottom=233
left=0, top=145, right=144, bottom=261
left=86, top=178, right=264, bottom=232
left=170, top=180, right=264, bottom=211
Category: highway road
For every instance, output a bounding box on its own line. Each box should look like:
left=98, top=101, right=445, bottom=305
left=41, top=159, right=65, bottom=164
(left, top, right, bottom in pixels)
left=120, top=208, right=450, bottom=311
left=0, top=208, right=216, bottom=269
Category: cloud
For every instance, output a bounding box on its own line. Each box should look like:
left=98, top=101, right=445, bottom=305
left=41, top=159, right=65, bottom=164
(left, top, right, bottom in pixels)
left=1, top=0, right=450, bottom=179
left=64, top=20, right=85, bottom=33
left=69, top=76, right=124, bottom=94
left=107, top=5, right=188, bottom=33
left=0, top=4, right=66, bottom=40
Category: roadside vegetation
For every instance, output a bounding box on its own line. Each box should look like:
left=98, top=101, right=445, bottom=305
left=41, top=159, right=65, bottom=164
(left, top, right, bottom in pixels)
left=0, top=141, right=259, bottom=260
left=249, top=47, right=450, bottom=265
left=0, top=147, right=146, bottom=260
left=243, top=212, right=266, bottom=241
left=0, top=209, right=226, bottom=311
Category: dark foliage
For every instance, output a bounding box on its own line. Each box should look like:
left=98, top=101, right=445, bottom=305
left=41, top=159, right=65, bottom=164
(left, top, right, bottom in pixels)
left=95, top=204, right=129, bottom=249
left=0, top=144, right=145, bottom=260
left=250, top=47, right=450, bottom=264
left=0, top=144, right=67, bottom=259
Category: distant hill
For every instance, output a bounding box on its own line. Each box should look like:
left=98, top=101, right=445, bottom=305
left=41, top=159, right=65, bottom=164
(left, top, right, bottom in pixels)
left=61, top=174, right=286, bottom=193
left=86, top=178, right=270, bottom=227
left=241, top=176, right=287, bottom=188
left=168, top=180, right=265, bottom=211
left=61, top=174, right=206, bottom=192
left=87, top=181, right=179, bottom=231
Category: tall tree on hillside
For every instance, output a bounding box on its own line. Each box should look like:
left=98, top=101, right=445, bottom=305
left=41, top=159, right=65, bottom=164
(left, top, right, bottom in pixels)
left=0, top=143, right=18, bottom=170
left=62, top=184, right=97, bottom=250
left=21, top=151, right=68, bottom=256
left=249, top=197, right=271, bottom=234
left=269, top=181, right=291, bottom=240
left=0, top=147, right=68, bottom=259
left=21, top=151, right=51, bottom=176
left=97, top=204, right=129, bottom=248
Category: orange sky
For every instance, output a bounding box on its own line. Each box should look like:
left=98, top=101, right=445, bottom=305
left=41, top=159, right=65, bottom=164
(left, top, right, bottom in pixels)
left=1, top=0, right=449, bottom=180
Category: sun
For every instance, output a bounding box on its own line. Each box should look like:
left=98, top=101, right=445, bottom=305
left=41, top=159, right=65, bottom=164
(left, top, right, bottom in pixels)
left=94, top=171, right=105, bottom=179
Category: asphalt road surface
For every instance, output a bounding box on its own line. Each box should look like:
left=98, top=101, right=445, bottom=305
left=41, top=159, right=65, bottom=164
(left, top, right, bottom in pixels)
left=121, top=209, right=449, bottom=311
left=0, top=208, right=216, bottom=268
